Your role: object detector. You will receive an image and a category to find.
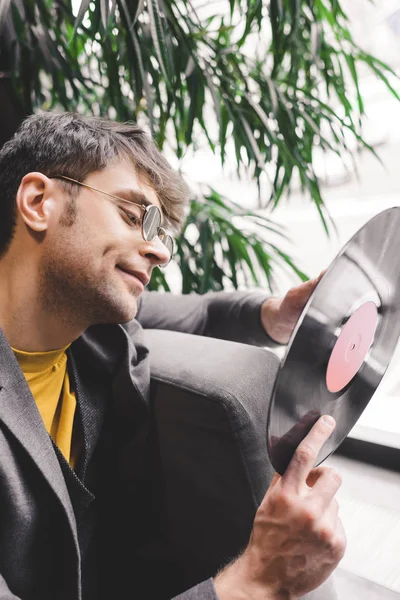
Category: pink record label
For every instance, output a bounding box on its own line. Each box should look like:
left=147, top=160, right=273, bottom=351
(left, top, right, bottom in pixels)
left=326, top=301, right=378, bottom=393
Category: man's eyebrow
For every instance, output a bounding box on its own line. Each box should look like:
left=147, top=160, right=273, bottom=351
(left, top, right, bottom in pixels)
left=112, top=188, right=153, bottom=208
left=112, top=187, right=166, bottom=226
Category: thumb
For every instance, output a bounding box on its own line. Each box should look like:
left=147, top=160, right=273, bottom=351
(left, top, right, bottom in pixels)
left=269, top=472, right=281, bottom=488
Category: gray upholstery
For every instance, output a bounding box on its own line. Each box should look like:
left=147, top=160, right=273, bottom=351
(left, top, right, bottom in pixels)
left=145, top=329, right=338, bottom=599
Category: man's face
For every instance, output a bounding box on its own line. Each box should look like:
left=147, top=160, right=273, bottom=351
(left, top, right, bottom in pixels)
left=37, top=160, right=170, bottom=328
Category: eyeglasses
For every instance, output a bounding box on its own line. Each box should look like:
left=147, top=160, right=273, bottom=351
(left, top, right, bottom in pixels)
left=50, top=175, right=174, bottom=267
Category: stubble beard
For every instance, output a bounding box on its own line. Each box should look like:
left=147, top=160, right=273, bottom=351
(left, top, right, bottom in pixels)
left=38, top=247, right=139, bottom=331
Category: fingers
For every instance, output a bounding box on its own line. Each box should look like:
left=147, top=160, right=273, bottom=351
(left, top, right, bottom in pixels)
left=286, top=276, right=320, bottom=309
left=269, top=410, right=320, bottom=473
left=310, top=270, right=326, bottom=286
left=303, top=271, right=324, bottom=294
left=317, top=501, right=347, bottom=560
left=304, top=270, right=326, bottom=291
left=333, top=515, right=347, bottom=560
left=269, top=472, right=281, bottom=489
left=306, top=465, right=329, bottom=487
left=307, top=466, right=343, bottom=512
left=285, top=269, right=326, bottom=312
left=282, top=416, right=336, bottom=490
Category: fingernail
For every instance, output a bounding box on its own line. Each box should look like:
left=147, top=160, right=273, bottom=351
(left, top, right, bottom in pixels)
left=322, top=415, right=335, bottom=428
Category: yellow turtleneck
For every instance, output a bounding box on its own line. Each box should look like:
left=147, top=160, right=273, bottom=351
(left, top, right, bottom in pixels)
left=12, top=345, right=77, bottom=468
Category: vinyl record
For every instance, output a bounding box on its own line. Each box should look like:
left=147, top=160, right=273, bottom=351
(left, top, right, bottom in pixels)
left=267, top=207, right=400, bottom=475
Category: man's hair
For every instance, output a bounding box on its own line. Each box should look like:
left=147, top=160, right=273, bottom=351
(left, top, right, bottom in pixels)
left=0, top=111, right=190, bottom=257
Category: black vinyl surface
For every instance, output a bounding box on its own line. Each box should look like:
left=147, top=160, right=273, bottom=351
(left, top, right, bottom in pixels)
left=267, top=207, right=400, bottom=474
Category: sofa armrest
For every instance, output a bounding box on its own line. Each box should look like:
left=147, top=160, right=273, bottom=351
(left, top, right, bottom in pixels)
left=143, top=329, right=278, bottom=596
left=141, top=329, right=337, bottom=600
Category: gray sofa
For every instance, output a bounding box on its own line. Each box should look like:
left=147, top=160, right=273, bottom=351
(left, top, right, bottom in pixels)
left=143, top=328, right=338, bottom=600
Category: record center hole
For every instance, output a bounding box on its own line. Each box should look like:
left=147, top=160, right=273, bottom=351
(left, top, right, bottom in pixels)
left=326, top=301, right=378, bottom=394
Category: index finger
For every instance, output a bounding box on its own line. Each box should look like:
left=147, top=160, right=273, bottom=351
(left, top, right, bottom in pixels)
left=282, top=415, right=336, bottom=489
left=307, top=269, right=326, bottom=291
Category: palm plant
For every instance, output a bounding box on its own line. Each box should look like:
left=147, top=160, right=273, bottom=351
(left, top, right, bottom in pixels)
left=0, top=0, right=398, bottom=292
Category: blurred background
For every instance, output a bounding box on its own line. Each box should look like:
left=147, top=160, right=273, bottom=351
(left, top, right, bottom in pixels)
left=162, top=0, right=400, bottom=456
left=1, top=0, right=400, bottom=596
left=223, top=0, right=400, bottom=451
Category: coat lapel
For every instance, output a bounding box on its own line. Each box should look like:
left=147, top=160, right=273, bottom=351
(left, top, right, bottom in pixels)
left=75, top=319, right=151, bottom=409
left=0, top=328, right=79, bottom=550
left=0, top=317, right=150, bottom=548
left=75, top=319, right=151, bottom=480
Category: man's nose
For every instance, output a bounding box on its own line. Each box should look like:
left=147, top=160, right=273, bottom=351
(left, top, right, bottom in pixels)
left=139, top=235, right=171, bottom=267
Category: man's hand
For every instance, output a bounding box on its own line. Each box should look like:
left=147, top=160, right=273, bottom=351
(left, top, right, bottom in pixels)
left=214, top=416, right=346, bottom=600
left=261, top=272, right=325, bottom=344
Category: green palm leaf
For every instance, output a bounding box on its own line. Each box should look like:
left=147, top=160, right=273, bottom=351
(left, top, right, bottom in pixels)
left=1, top=0, right=399, bottom=294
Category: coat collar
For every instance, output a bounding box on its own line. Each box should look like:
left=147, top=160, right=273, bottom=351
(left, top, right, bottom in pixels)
left=71, top=318, right=150, bottom=412
left=0, top=327, right=79, bottom=554
left=0, top=318, right=151, bottom=511
left=72, top=320, right=151, bottom=481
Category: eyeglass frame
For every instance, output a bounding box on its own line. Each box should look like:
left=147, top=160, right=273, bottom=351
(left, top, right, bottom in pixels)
left=50, top=174, right=174, bottom=267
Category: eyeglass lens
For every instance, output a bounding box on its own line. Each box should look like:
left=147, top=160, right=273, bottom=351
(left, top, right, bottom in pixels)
left=143, top=206, right=173, bottom=266
left=162, top=235, right=173, bottom=257
left=143, top=205, right=161, bottom=241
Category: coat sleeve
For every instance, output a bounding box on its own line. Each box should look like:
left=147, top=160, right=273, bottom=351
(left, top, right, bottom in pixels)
left=171, top=579, right=219, bottom=600
left=135, top=290, right=280, bottom=347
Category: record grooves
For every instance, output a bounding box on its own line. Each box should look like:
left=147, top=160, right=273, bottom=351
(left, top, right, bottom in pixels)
left=267, top=208, right=400, bottom=475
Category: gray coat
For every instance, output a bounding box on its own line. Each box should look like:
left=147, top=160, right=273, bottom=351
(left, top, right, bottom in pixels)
left=0, top=290, right=273, bottom=600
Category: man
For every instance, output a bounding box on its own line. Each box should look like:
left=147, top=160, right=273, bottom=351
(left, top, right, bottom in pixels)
left=0, top=112, right=345, bottom=600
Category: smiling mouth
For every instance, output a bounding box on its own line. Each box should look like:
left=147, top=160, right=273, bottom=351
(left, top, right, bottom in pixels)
left=116, top=267, right=145, bottom=291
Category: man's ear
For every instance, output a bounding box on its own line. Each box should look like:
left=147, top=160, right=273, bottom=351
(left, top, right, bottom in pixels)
left=16, top=172, right=57, bottom=233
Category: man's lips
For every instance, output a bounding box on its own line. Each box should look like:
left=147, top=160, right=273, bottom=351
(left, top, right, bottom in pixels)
left=116, top=266, right=150, bottom=289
